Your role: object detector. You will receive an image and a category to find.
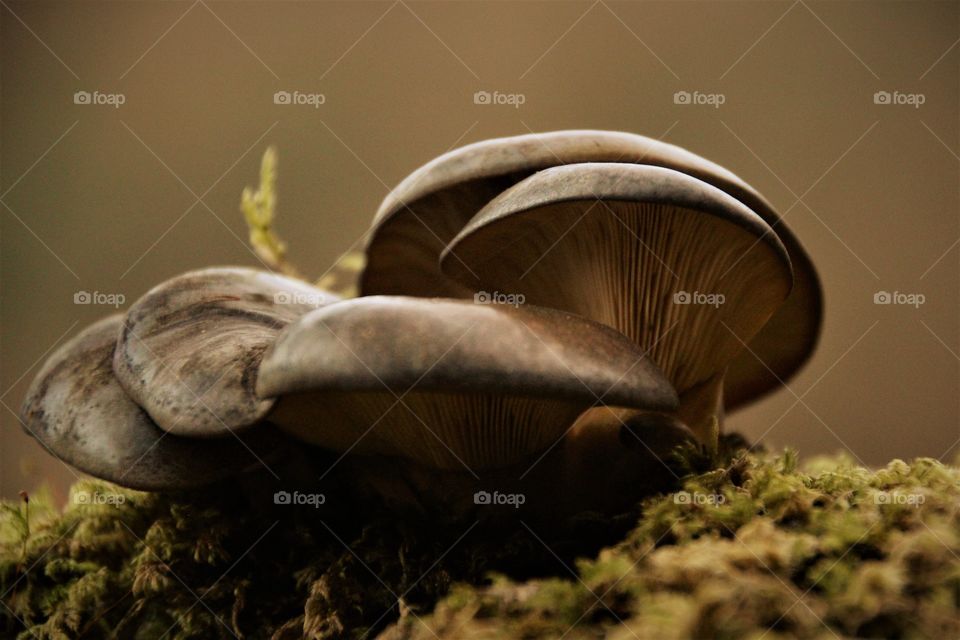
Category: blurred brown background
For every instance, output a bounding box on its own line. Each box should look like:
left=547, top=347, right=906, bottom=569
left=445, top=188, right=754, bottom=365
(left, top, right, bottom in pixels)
left=2, top=1, right=958, bottom=501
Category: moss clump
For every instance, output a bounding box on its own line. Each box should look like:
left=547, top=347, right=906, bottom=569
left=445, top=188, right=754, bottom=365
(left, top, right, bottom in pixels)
left=386, top=451, right=960, bottom=639
left=3, top=446, right=959, bottom=639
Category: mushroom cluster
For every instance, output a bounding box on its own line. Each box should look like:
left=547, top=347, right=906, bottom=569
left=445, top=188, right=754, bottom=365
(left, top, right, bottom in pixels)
left=21, top=130, right=821, bottom=514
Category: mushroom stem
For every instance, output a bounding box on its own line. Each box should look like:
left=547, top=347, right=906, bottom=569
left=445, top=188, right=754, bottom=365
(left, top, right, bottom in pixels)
left=676, top=372, right=725, bottom=449
left=569, top=372, right=725, bottom=457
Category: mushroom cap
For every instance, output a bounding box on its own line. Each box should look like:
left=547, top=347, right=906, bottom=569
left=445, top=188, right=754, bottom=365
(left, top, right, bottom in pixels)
left=257, top=296, right=677, bottom=470
left=114, top=267, right=339, bottom=438
left=441, top=163, right=794, bottom=397
left=362, top=129, right=822, bottom=409
left=19, top=315, right=279, bottom=490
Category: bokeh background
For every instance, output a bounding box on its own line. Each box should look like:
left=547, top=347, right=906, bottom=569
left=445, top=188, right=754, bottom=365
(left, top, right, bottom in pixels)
left=2, top=0, right=958, bottom=501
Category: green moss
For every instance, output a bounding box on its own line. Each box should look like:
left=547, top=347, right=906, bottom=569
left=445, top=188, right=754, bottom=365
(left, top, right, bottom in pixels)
left=387, top=450, right=960, bottom=639
left=3, top=446, right=959, bottom=639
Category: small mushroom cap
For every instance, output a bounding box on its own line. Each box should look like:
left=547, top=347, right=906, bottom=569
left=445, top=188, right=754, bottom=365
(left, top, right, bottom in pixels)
left=19, top=315, right=279, bottom=490
left=114, top=267, right=339, bottom=438
left=257, top=296, right=677, bottom=470
left=441, top=163, right=794, bottom=397
left=363, top=130, right=822, bottom=409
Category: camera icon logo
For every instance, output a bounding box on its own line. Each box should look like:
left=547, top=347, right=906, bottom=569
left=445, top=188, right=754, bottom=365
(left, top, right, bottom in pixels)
left=474, top=291, right=491, bottom=304
left=74, top=91, right=92, bottom=105
left=873, top=91, right=892, bottom=105
left=273, top=491, right=292, bottom=505
left=673, top=91, right=691, bottom=105
left=74, top=291, right=92, bottom=304
left=873, top=291, right=891, bottom=304
left=473, top=90, right=492, bottom=105
left=473, top=490, right=491, bottom=505
left=274, top=292, right=292, bottom=304
left=274, top=91, right=292, bottom=105
left=673, top=491, right=692, bottom=504
left=673, top=291, right=691, bottom=304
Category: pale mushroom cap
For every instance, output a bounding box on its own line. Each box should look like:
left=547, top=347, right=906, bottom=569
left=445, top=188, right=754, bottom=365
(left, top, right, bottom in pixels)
left=19, top=315, right=278, bottom=490
left=257, top=296, right=677, bottom=470
left=362, top=129, right=822, bottom=409
left=114, top=267, right=339, bottom=438
left=441, top=163, right=794, bottom=396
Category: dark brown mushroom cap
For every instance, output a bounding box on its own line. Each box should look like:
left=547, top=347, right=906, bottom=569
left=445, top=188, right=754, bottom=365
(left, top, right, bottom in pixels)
left=257, top=296, right=677, bottom=470
left=362, top=129, right=822, bottom=410
left=258, top=296, right=675, bottom=405
left=441, top=163, right=794, bottom=398
left=114, top=267, right=339, bottom=438
left=19, top=315, right=278, bottom=490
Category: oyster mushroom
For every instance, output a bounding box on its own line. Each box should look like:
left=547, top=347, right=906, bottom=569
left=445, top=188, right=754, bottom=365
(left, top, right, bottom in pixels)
left=362, top=130, right=822, bottom=411
left=441, top=163, right=794, bottom=441
left=19, top=315, right=277, bottom=490
left=114, top=267, right=339, bottom=437
left=256, top=296, right=678, bottom=471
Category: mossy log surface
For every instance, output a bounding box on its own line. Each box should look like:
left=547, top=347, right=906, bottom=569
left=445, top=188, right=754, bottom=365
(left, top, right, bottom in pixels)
left=3, top=441, right=959, bottom=639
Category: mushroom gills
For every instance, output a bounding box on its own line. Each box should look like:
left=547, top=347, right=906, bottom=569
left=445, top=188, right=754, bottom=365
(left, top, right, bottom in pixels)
left=441, top=164, right=793, bottom=441
left=19, top=315, right=279, bottom=491
left=268, top=390, right=585, bottom=470
left=334, top=404, right=700, bottom=518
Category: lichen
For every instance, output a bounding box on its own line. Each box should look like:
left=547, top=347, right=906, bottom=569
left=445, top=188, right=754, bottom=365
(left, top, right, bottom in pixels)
left=3, top=443, right=958, bottom=639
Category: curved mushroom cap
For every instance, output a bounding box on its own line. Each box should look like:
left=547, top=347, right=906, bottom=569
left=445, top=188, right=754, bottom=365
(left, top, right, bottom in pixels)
left=441, top=163, right=794, bottom=399
left=114, top=267, right=339, bottom=438
left=362, top=129, right=822, bottom=409
left=722, top=240, right=821, bottom=409
left=257, top=296, right=677, bottom=470
left=19, top=315, right=278, bottom=490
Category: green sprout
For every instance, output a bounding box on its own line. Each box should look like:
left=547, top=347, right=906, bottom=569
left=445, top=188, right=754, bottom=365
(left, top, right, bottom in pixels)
left=241, top=147, right=364, bottom=297
left=241, top=146, right=300, bottom=278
